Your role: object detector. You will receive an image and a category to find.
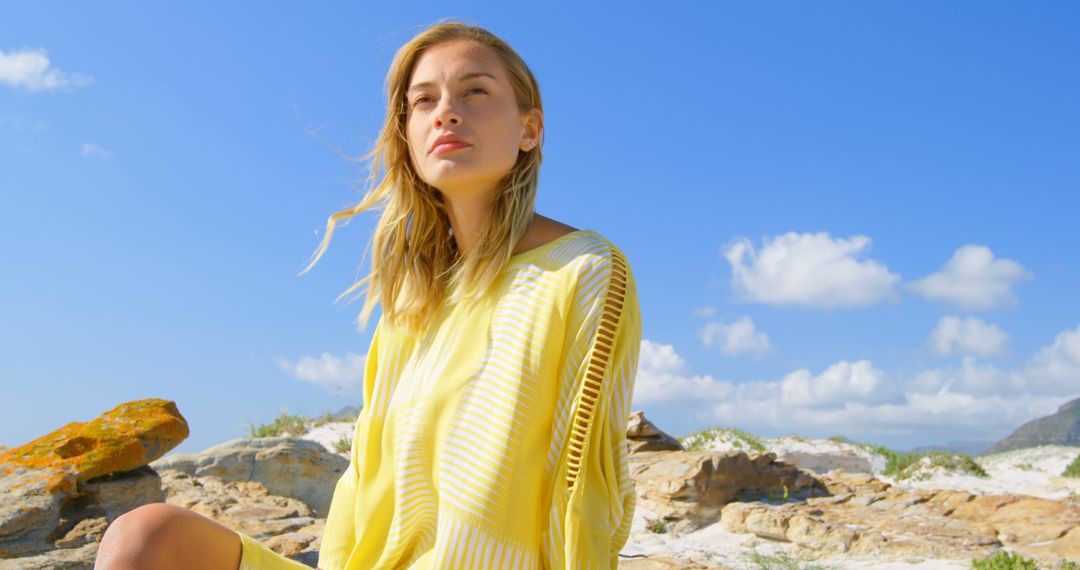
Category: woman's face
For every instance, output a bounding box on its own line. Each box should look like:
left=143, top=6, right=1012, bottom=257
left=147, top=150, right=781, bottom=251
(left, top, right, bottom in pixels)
left=405, top=40, right=539, bottom=202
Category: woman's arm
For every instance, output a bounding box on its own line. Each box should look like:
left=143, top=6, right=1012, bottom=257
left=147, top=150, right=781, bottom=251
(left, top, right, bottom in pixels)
left=557, top=245, right=642, bottom=569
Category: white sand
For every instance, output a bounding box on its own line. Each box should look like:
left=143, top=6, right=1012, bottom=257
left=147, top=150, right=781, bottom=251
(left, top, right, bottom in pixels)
left=301, top=420, right=355, bottom=458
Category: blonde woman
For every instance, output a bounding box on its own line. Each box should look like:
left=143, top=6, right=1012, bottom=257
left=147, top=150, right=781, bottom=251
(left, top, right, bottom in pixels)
left=95, top=19, right=641, bottom=570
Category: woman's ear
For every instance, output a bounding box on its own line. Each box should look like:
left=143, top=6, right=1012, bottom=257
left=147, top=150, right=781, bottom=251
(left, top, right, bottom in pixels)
left=520, top=108, right=543, bottom=151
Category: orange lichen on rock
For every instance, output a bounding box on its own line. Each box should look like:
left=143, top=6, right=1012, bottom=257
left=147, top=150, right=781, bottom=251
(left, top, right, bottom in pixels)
left=0, top=398, right=189, bottom=494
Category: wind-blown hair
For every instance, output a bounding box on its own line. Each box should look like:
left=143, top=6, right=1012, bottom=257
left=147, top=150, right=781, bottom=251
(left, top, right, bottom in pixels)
left=298, top=20, right=544, bottom=336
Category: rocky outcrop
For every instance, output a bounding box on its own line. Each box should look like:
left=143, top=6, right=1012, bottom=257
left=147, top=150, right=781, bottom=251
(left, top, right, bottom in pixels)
left=0, top=399, right=187, bottom=562
left=628, top=449, right=822, bottom=534
left=149, top=437, right=349, bottom=517
left=627, top=411, right=684, bottom=452
left=0, top=400, right=347, bottom=569
left=156, top=469, right=324, bottom=565
left=718, top=470, right=1080, bottom=565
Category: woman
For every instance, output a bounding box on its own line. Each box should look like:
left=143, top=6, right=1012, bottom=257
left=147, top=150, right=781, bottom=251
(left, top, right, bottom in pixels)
left=95, top=19, right=641, bottom=570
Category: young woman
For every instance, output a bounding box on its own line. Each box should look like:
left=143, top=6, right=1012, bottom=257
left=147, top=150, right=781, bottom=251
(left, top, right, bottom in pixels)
left=95, top=20, right=641, bottom=570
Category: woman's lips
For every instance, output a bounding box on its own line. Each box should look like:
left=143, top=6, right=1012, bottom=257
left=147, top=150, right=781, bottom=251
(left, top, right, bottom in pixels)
left=432, top=142, right=471, bottom=155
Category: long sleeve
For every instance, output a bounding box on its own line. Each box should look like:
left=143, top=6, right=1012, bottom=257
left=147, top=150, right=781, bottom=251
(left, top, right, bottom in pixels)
left=318, top=317, right=382, bottom=570
left=553, top=246, right=642, bottom=569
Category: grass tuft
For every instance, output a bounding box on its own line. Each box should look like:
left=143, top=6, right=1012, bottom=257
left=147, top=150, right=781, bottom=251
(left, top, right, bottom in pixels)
left=1064, top=453, right=1080, bottom=478
left=970, top=551, right=1039, bottom=570
left=743, top=551, right=832, bottom=570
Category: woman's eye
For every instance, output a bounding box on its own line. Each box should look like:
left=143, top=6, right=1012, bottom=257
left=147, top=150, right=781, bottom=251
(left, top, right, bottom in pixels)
left=410, top=87, right=486, bottom=109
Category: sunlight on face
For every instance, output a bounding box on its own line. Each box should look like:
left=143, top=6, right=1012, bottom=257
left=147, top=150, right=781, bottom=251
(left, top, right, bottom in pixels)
left=405, top=40, right=533, bottom=202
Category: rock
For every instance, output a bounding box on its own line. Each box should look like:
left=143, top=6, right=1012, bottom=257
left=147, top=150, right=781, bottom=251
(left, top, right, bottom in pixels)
left=628, top=449, right=823, bottom=534
left=627, top=411, right=684, bottom=452
left=150, top=437, right=348, bottom=517
left=713, top=470, right=1080, bottom=565
left=156, top=468, right=323, bottom=564
left=0, top=399, right=185, bottom=562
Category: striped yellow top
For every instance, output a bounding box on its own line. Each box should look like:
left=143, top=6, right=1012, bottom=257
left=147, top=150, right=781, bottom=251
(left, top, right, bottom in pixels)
left=240, top=229, right=642, bottom=570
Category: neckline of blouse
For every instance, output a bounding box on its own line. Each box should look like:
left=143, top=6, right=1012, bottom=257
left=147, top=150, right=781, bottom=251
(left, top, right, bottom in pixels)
left=508, top=229, right=592, bottom=263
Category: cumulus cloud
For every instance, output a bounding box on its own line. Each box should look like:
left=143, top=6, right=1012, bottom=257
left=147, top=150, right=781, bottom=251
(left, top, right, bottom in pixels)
left=275, top=351, right=367, bottom=396
left=723, top=232, right=900, bottom=308
left=779, top=359, right=900, bottom=408
left=632, top=324, right=1080, bottom=443
left=81, top=142, right=112, bottom=159
left=634, top=339, right=732, bottom=405
left=1024, top=324, right=1080, bottom=395
left=0, top=48, right=93, bottom=93
left=908, top=245, right=1032, bottom=309
left=929, top=316, right=1009, bottom=357
left=698, top=316, right=771, bottom=357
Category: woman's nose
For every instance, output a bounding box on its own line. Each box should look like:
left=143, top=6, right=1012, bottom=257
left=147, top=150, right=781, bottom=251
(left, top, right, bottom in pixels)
left=434, top=98, right=462, bottom=127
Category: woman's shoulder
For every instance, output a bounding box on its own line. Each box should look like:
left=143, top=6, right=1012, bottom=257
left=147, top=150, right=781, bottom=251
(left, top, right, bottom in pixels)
left=541, top=230, right=635, bottom=308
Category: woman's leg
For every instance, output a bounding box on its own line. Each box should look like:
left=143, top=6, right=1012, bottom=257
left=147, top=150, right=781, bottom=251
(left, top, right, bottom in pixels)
left=94, top=503, right=243, bottom=570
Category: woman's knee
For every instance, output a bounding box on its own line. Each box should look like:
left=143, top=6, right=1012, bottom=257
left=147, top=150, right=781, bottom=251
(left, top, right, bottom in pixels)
left=96, top=503, right=174, bottom=569
left=96, top=503, right=239, bottom=570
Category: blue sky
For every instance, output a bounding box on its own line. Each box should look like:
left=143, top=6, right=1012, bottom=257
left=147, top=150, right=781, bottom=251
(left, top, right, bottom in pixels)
left=2, top=2, right=1078, bottom=458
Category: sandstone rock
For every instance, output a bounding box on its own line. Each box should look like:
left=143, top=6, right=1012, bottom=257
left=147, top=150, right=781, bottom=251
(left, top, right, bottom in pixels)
left=628, top=449, right=823, bottom=534
left=0, top=399, right=188, bottom=496
left=150, top=437, right=348, bottom=517
left=627, top=411, right=684, bottom=452
left=0, top=400, right=185, bottom=562
left=156, top=468, right=323, bottom=565
left=713, top=469, right=1080, bottom=565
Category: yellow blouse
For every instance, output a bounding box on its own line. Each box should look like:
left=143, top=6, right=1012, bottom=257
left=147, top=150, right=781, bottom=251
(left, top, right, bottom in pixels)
left=238, top=229, right=641, bottom=570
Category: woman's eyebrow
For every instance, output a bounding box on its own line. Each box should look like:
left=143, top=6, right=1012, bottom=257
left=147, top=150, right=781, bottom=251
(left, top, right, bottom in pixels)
left=407, top=71, right=497, bottom=94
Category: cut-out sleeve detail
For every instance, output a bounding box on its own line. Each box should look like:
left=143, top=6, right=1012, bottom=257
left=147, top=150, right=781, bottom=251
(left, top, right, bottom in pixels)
left=554, top=247, right=642, bottom=569
left=317, top=318, right=381, bottom=570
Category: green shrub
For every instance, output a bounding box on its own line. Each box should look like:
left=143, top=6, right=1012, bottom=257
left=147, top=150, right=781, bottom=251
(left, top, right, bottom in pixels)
left=246, top=410, right=309, bottom=438
left=744, top=551, right=832, bottom=570
left=821, top=436, right=988, bottom=480
left=970, top=550, right=1038, bottom=570
left=681, top=426, right=766, bottom=452
left=333, top=435, right=352, bottom=454
left=1064, top=454, right=1080, bottom=478
left=644, top=517, right=667, bottom=533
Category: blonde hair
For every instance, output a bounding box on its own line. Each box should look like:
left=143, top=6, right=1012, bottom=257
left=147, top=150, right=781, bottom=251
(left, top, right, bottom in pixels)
left=298, top=20, right=545, bottom=337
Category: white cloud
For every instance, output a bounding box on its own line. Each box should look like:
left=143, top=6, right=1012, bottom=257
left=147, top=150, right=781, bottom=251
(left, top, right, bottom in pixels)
left=634, top=339, right=733, bottom=405
left=0, top=48, right=93, bottom=93
left=929, top=316, right=1009, bottom=357
left=1024, top=324, right=1080, bottom=395
left=723, top=232, right=900, bottom=308
left=81, top=143, right=112, bottom=159
left=698, top=316, right=770, bottom=357
left=779, top=359, right=899, bottom=408
left=691, top=305, right=717, bottom=318
left=631, top=324, right=1080, bottom=443
left=275, top=352, right=367, bottom=396
left=908, top=245, right=1032, bottom=309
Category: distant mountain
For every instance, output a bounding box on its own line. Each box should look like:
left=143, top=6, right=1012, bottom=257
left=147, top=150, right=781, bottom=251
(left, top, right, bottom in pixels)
left=908, top=440, right=994, bottom=456
left=984, top=396, right=1080, bottom=455
left=331, top=405, right=361, bottom=420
